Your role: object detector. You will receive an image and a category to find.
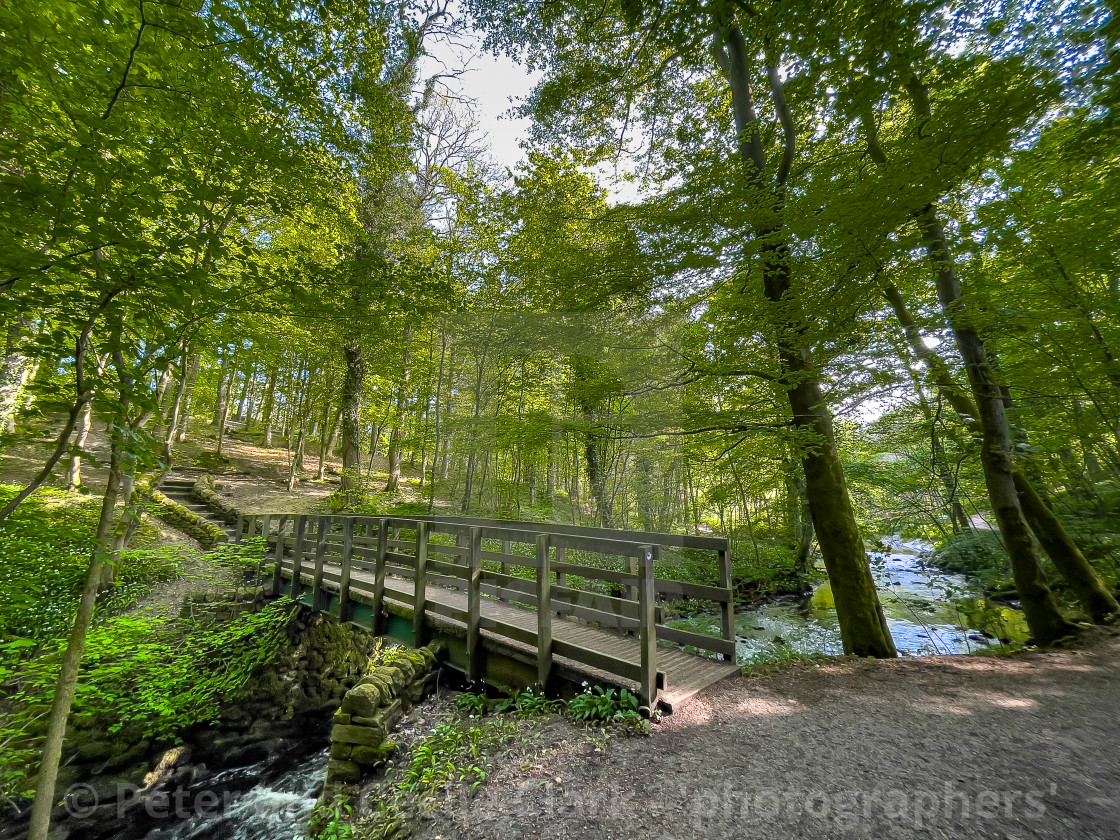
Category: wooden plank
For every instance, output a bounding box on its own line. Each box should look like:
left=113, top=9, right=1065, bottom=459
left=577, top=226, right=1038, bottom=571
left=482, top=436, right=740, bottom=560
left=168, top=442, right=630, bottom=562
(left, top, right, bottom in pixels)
left=373, top=517, right=388, bottom=633
left=551, top=639, right=643, bottom=683
left=270, top=516, right=287, bottom=596
left=339, top=517, right=355, bottom=622
left=655, top=625, right=737, bottom=658
left=638, top=545, right=657, bottom=708
left=554, top=601, right=639, bottom=631
left=428, top=543, right=467, bottom=560
left=479, top=570, right=536, bottom=597
left=289, top=516, right=308, bottom=599
left=427, top=557, right=467, bottom=580
left=479, top=581, right=539, bottom=607
left=551, top=586, right=640, bottom=621
left=414, top=521, right=429, bottom=645
left=312, top=515, right=330, bottom=612
left=552, top=562, right=633, bottom=587
left=410, top=514, right=729, bottom=551
left=536, top=534, right=551, bottom=689
left=717, top=547, right=734, bottom=658
left=426, top=599, right=469, bottom=623
left=481, top=549, right=541, bottom=569
left=555, top=545, right=567, bottom=592
left=478, top=615, right=538, bottom=647
left=467, top=527, right=482, bottom=683
left=547, top=532, right=648, bottom=558
left=654, top=579, right=734, bottom=603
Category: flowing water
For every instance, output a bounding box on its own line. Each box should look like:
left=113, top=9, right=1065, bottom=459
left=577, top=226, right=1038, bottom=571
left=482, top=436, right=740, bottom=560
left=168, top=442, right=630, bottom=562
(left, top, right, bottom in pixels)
left=138, top=748, right=330, bottom=840
left=671, top=537, right=1029, bottom=664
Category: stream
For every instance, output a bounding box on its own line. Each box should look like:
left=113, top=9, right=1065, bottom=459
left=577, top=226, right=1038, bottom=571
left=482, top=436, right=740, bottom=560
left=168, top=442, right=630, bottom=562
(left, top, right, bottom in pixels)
left=672, top=537, right=1029, bottom=663
left=138, top=748, right=330, bottom=840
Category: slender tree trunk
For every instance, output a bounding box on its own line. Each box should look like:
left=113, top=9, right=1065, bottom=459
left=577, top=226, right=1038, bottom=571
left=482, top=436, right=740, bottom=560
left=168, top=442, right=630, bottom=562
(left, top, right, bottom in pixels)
left=385, top=324, right=414, bottom=493
left=259, top=364, right=278, bottom=448
left=340, top=336, right=364, bottom=492
left=164, top=347, right=192, bottom=454
left=27, top=358, right=132, bottom=840
left=316, top=397, right=335, bottom=481
left=65, top=402, right=94, bottom=491
left=175, top=352, right=200, bottom=443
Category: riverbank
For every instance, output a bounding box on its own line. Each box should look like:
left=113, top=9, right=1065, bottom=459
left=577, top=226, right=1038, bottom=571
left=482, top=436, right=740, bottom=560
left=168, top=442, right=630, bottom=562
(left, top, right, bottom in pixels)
left=418, top=627, right=1120, bottom=840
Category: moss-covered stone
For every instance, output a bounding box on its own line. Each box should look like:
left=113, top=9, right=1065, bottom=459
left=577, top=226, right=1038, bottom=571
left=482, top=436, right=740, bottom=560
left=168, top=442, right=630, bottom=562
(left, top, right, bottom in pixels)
left=340, top=683, right=383, bottom=718
left=351, top=743, right=396, bottom=765
left=331, top=723, right=386, bottom=747
left=326, top=759, right=361, bottom=783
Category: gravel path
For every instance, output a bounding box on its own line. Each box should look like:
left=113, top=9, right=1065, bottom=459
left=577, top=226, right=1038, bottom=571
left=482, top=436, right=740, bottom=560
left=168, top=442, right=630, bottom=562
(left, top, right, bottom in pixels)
left=419, top=630, right=1120, bottom=840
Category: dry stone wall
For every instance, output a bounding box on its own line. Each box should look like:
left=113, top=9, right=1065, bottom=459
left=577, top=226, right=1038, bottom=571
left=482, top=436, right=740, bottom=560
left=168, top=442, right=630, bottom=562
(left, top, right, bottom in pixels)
left=326, top=642, right=446, bottom=785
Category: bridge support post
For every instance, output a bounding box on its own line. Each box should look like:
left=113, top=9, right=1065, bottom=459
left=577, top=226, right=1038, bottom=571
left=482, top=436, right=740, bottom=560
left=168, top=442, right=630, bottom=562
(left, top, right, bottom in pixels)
left=467, top=527, right=483, bottom=683
left=270, top=516, right=287, bottom=596
left=290, top=516, right=308, bottom=600
left=312, top=515, right=330, bottom=612
left=373, top=518, right=388, bottom=634
left=234, top=514, right=244, bottom=544
left=638, top=545, right=658, bottom=709
left=413, top=521, right=430, bottom=646
left=339, top=517, right=355, bottom=623
left=536, top=534, right=552, bottom=690
left=718, top=547, right=734, bottom=660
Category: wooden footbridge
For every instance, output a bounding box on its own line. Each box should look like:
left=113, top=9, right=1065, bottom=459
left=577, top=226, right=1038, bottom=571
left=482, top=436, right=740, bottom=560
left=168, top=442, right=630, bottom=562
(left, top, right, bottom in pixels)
left=235, top=513, right=741, bottom=712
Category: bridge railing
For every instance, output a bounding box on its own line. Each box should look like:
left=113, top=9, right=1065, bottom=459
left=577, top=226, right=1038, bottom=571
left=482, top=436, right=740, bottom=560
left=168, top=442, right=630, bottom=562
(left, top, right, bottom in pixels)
left=234, top=513, right=735, bottom=707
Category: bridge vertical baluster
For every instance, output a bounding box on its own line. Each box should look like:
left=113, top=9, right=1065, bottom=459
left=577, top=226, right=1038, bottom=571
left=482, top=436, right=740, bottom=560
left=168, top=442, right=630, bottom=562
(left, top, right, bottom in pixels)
left=234, top=514, right=244, bottom=544
left=270, top=516, right=288, bottom=596
left=339, top=517, right=355, bottom=623
left=554, top=545, right=566, bottom=617
left=312, top=515, right=330, bottom=612
left=717, top=546, right=734, bottom=660
left=467, top=527, right=482, bottom=683
left=289, top=516, right=309, bottom=600
left=536, top=534, right=552, bottom=690
left=638, top=545, right=658, bottom=710
left=373, top=518, right=388, bottom=634
left=413, top=522, right=429, bottom=646
left=500, top=538, right=510, bottom=579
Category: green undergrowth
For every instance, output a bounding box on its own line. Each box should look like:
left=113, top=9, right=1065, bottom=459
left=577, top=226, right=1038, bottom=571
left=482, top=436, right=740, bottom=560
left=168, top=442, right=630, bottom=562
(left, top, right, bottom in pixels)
left=0, top=597, right=297, bottom=805
left=0, top=486, right=297, bottom=806
left=318, top=685, right=649, bottom=839
left=0, top=486, right=187, bottom=640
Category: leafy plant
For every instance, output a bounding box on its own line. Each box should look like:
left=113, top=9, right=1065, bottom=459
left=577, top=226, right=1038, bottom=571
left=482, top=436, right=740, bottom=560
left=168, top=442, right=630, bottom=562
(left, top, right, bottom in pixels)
left=566, top=685, right=649, bottom=733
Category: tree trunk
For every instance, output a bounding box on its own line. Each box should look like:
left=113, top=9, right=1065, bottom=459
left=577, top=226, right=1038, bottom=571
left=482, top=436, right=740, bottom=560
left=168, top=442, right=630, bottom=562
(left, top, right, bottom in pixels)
left=716, top=24, right=894, bottom=656
left=65, top=402, right=94, bottom=491
left=1014, top=469, right=1118, bottom=621
left=316, top=397, right=335, bottom=481
left=259, top=364, right=279, bottom=448
left=385, top=324, right=414, bottom=494
left=175, top=352, right=200, bottom=443
left=26, top=359, right=132, bottom=840
left=915, top=205, right=1077, bottom=644
left=0, top=315, right=37, bottom=434
left=340, top=336, right=365, bottom=492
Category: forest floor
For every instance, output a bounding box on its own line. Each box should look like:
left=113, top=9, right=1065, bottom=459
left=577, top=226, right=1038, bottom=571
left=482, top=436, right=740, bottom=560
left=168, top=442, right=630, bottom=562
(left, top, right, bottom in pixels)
left=417, top=629, right=1120, bottom=840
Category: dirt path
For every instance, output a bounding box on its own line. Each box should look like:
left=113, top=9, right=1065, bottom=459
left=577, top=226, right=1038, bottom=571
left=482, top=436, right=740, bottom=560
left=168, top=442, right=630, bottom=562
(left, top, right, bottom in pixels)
left=419, top=631, right=1120, bottom=840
